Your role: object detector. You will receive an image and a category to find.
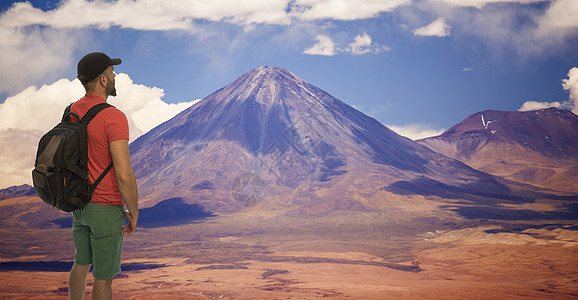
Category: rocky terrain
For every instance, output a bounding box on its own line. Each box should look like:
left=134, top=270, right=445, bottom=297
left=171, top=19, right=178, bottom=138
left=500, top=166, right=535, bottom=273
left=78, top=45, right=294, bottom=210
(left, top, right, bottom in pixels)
left=418, top=108, right=578, bottom=193
left=0, top=66, right=576, bottom=298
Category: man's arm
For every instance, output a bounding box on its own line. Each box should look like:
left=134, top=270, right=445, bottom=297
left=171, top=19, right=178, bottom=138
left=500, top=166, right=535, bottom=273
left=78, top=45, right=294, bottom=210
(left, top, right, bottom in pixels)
left=109, top=139, right=138, bottom=236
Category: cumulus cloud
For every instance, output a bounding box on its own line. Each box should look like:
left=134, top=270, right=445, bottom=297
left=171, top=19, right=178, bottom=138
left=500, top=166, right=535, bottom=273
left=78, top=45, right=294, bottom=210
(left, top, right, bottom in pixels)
left=414, top=18, right=451, bottom=37
left=386, top=123, right=446, bottom=140
left=430, top=0, right=543, bottom=9
left=294, top=0, right=411, bottom=21
left=346, top=33, right=391, bottom=55
left=0, top=26, right=84, bottom=96
left=0, top=75, right=199, bottom=188
left=0, top=128, right=44, bottom=188
left=420, top=0, right=578, bottom=55
left=562, top=67, right=578, bottom=114
left=0, top=0, right=289, bottom=30
left=304, top=33, right=390, bottom=56
left=0, top=0, right=407, bottom=93
left=0, top=0, right=412, bottom=30
left=518, top=101, right=564, bottom=112
left=303, top=35, right=337, bottom=56
left=538, top=0, right=578, bottom=32
left=0, top=74, right=200, bottom=138
left=518, top=67, right=578, bottom=114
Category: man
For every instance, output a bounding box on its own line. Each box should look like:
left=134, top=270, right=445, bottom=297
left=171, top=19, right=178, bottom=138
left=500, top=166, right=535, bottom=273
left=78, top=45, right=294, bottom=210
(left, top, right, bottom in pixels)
left=68, top=52, right=139, bottom=300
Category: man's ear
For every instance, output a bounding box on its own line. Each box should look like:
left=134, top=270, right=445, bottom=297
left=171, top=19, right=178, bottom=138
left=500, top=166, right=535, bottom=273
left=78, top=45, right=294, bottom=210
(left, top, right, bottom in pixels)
left=99, top=74, right=107, bottom=88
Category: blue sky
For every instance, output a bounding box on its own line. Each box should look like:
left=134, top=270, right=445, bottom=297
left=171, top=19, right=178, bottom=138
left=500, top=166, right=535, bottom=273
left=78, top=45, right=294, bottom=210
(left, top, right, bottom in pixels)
left=0, top=0, right=577, bottom=187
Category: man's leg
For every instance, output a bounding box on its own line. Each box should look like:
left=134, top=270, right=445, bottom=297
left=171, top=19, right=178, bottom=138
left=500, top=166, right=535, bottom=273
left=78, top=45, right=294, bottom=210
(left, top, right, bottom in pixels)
left=71, top=208, right=92, bottom=300
left=92, top=278, right=113, bottom=300
left=88, top=204, right=125, bottom=300
left=69, top=263, right=91, bottom=300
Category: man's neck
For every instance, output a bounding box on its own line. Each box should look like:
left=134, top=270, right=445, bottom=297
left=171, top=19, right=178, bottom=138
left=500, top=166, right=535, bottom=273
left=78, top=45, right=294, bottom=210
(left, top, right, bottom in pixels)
left=85, top=91, right=108, bottom=101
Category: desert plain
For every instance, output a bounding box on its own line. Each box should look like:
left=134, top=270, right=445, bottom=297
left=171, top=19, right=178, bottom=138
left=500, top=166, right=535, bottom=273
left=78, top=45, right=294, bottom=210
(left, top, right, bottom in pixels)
left=1, top=193, right=577, bottom=299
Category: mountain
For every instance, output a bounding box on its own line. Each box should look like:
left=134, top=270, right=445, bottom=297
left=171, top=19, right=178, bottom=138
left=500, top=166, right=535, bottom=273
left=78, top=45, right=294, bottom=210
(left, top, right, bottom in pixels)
left=0, top=184, right=35, bottom=200
left=417, top=108, right=578, bottom=193
left=129, top=66, right=539, bottom=216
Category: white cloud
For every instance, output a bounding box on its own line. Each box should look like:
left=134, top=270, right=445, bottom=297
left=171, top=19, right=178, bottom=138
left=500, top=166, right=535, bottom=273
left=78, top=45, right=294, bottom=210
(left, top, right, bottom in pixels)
left=518, top=67, right=578, bottom=114
left=0, top=0, right=399, bottom=91
left=0, top=0, right=291, bottom=30
left=0, top=74, right=199, bottom=139
left=304, top=33, right=390, bottom=56
left=303, top=35, right=337, bottom=56
left=0, top=74, right=199, bottom=188
left=347, top=33, right=373, bottom=55
left=430, top=0, right=544, bottom=9
left=294, top=0, right=411, bottom=21
left=518, top=101, right=564, bottom=112
left=414, top=18, right=451, bottom=37
left=0, top=0, right=413, bottom=31
left=346, top=33, right=391, bottom=55
left=0, top=79, right=85, bottom=132
left=420, top=0, right=578, bottom=56
left=386, top=123, right=446, bottom=140
left=0, top=128, right=43, bottom=188
left=562, top=67, right=578, bottom=115
left=539, top=0, right=578, bottom=32
left=0, top=26, right=84, bottom=96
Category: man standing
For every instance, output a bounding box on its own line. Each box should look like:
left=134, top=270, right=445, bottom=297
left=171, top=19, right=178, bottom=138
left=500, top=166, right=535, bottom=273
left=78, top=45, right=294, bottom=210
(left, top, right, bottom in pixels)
left=68, top=52, right=139, bottom=300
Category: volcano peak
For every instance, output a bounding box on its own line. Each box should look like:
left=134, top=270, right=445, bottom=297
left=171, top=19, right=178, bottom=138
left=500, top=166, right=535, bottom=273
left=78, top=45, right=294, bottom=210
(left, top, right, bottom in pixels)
left=223, top=66, right=307, bottom=106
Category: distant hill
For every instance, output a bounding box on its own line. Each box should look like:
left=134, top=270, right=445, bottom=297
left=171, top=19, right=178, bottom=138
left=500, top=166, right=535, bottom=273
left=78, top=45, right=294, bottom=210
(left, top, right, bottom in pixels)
left=0, top=184, right=35, bottom=200
left=417, top=108, right=578, bottom=193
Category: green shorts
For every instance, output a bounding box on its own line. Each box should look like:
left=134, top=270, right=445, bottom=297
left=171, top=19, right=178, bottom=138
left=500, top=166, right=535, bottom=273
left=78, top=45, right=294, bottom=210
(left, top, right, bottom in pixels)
left=71, top=202, right=125, bottom=280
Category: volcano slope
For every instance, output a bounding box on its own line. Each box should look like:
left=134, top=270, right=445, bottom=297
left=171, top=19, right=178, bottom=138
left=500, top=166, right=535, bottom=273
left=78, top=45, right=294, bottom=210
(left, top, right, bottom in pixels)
left=418, top=108, right=578, bottom=194
left=128, top=66, right=568, bottom=219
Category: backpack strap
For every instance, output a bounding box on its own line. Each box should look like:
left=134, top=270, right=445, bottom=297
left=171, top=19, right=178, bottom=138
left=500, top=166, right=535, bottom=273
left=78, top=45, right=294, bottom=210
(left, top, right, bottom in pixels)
left=62, top=103, right=81, bottom=122
left=89, top=162, right=114, bottom=194
left=65, top=102, right=116, bottom=193
left=80, top=103, right=113, bottom=127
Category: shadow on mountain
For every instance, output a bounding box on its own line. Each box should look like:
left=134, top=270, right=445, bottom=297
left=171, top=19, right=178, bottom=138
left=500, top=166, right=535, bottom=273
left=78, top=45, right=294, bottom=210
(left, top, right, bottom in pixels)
left=445, top=203, right=578, bottom=221
left=51, top=217, right=72, bottom=228
left=385, top=177, right=577, bottom=204
left=139, top=197, right=215, bottom=228
left=318, top=142, right=347, bottom=182
left=350, top=127, right=428, bottom=173
left=0, top=261, right=166, bottom=272
left=48, top=198, right=215, bottom=229
left=0, top=184, right=36, bottom=200
left=191, top=180, right=214, bottom=190
left=484, top=223, right=578, bottom=234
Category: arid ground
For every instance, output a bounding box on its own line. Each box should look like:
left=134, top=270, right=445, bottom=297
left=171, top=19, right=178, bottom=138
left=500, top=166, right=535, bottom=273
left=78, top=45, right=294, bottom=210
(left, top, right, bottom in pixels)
left=1, top=198, right=577, bottom=299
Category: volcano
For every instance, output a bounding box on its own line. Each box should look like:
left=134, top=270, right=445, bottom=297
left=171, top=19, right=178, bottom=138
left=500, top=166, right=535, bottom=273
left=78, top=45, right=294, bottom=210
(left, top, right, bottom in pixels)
left=418, top=108, right=578, bottom=193
left=129, top=67, right=540, bottom=215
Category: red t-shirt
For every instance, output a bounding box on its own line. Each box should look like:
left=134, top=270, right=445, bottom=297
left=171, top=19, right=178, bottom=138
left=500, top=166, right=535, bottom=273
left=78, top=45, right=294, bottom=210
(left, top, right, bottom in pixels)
left=71, top=95, right=129, bottom=206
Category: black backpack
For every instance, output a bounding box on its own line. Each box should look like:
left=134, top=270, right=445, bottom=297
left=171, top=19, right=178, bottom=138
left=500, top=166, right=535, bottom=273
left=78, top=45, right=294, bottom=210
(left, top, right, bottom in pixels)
left=32, top=103, right=113, bottom=212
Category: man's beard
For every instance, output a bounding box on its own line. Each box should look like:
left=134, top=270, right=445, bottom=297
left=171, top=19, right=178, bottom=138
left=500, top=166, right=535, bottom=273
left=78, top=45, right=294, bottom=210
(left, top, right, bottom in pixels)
left=106, top=78, right=117, bottom=97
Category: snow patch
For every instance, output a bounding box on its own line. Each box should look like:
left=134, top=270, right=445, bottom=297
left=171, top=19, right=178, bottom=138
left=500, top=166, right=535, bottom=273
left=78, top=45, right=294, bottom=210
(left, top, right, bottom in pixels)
left=481, top=114, right=494, bottom=130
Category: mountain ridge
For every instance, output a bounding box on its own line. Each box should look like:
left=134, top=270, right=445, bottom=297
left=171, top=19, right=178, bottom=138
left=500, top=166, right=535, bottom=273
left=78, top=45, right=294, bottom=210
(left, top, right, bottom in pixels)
left=418, top=108, right=578, bottom=192
left=0, top=67, right=576, bottom=228
left=128, top=66, right=541, bottom=215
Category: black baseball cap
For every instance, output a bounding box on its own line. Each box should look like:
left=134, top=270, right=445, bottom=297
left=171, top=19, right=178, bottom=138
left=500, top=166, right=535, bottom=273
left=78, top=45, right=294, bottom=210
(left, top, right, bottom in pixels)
left=77, top=52, right=122, bottom=83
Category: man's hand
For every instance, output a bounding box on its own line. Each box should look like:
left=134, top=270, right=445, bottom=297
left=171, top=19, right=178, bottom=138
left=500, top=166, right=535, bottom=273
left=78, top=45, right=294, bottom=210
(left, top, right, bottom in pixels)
left=122, top=210, right=138, bottom=236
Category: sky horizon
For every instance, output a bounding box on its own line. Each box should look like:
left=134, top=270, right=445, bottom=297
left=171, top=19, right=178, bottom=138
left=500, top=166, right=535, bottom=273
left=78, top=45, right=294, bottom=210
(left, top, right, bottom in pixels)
left=0, top=0, right=577, bottom=188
